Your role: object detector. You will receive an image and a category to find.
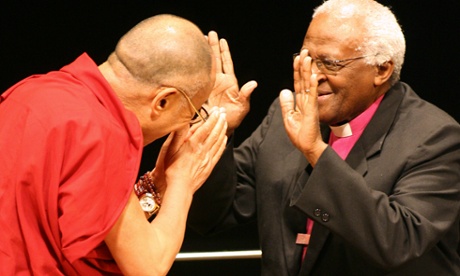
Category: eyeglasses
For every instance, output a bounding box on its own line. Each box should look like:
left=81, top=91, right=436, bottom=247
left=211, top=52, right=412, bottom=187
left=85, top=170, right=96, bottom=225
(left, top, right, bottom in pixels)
left=292, top=53, right=374, bottom=76
left=176, top=88, right=208, bottom=125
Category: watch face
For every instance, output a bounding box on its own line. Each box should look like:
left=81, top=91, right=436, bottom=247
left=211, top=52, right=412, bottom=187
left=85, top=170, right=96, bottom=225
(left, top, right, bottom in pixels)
left=139, top=193, right=157, bottom=212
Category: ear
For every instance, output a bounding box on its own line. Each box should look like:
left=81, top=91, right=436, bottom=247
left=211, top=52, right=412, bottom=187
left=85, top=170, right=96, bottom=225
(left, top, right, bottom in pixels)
left=374, top=60, right=394, bottom=86
left=149, top=87, right=180, bottom=120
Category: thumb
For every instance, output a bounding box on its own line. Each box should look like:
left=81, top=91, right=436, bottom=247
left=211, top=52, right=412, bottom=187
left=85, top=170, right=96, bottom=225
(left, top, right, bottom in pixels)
left=168, top=125, right=189, bottom=154
left=279, top=89, right=295, bottom=117
left=239, top=80, right=258, bottom=99
left=155, top=132, right=175, bottom=168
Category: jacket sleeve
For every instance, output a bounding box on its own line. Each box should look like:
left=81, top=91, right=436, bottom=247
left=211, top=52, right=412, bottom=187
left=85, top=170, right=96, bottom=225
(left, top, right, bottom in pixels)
left=292, top=121, right=460, bottom=269
left=188, top=98, right=281, bottom=235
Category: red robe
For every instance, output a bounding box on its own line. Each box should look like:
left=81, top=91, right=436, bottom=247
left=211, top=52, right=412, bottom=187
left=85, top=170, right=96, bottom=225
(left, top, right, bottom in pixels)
left=0, top=53, right=143, bottom=275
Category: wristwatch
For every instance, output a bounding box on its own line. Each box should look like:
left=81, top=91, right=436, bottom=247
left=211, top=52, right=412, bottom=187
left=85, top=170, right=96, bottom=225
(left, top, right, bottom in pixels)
left=134, top=172, right=161, bottom=222
left=139, top=192, right=160, bottom=222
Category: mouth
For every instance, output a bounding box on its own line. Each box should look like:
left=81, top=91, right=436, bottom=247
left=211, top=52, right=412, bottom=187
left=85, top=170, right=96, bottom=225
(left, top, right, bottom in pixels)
left=317, top=90, right=332, bottom=97
left=316, top=90, right=333, bottom=105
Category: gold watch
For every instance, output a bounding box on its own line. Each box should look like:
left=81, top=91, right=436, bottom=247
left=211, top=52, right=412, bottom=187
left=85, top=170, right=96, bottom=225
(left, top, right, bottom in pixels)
left=134, top=171, right=162, bottom=222
left=139, top=193, right=160, bottom=220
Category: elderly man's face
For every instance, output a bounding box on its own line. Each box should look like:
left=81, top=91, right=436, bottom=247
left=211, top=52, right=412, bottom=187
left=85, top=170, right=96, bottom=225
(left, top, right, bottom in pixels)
left=142, top=56, right=216, bottom=145
left=302, top=14, right=383, bottom=126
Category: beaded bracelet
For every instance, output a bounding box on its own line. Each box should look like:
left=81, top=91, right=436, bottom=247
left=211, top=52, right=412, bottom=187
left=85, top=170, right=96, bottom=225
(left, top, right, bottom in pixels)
left=133, top=171, right=161, bottom=222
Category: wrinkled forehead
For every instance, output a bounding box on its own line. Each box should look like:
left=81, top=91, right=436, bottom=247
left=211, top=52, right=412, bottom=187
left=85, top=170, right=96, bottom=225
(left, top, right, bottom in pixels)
left=303, top=13, right=364, bottom=56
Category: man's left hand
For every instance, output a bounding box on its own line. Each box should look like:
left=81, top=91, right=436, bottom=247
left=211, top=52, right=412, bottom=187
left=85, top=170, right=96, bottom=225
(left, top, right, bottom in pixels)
left=206, top=31, right=257, bottom=136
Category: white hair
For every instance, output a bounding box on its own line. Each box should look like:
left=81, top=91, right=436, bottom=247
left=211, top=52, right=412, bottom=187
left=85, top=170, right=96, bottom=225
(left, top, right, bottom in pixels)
left=313, top=0, right=406, bottom=85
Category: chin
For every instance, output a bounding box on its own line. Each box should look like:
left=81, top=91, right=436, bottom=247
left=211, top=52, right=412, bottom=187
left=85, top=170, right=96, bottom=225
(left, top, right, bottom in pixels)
left=318, top=112, right=334, bottom=125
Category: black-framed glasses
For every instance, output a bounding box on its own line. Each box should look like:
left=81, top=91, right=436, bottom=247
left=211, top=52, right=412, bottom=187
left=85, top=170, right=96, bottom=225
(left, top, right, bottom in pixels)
left=292, top=53, right=375, bottom=76
left=176, top=88, right=208, bottom=125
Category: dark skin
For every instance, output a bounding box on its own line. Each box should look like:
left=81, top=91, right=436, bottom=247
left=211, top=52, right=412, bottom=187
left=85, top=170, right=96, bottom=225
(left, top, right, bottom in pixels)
left=204, top=14, right=394, bottom=168
left=280, top=13, right=394, bottom=167
left=205, top=31, right=258, bottom=136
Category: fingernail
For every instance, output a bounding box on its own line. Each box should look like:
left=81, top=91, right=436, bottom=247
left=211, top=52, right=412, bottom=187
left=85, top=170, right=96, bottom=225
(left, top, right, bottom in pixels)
left=210, top=106, right=218, bottom=113
left=248, top=81, right=257, bottom=89
left=280, top=89, right=291, bottom=97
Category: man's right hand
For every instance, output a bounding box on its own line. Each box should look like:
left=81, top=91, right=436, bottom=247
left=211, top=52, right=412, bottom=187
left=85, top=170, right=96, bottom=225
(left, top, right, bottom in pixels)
left=153, top=107, right=228, bottom=194
left=279, top=49, right=327, bottom=167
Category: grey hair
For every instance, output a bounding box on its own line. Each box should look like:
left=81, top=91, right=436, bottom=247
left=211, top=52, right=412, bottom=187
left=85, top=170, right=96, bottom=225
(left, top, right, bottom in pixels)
left=313, top=0, right=406, bottom=85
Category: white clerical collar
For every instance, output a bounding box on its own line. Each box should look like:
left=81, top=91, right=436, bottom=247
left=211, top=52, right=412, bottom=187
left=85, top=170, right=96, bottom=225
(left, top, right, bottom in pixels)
left=330, top=123, right=352, bottom=138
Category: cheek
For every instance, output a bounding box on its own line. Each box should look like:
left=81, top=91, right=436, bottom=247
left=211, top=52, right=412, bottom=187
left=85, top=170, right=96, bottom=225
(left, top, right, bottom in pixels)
left=318, top=66, right=378, bottom=124
left=324, top=79, right=350, bottom=108
left=317, top=79, right=355, bottom=123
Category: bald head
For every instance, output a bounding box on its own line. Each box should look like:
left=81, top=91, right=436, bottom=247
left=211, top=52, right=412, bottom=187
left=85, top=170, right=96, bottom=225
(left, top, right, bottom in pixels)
left=111, top=14, right=213, bottom=97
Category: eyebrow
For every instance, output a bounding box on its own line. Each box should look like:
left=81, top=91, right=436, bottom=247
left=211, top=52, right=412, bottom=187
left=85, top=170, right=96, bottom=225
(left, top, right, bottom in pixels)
left=316, top=54, right=331, bottom=59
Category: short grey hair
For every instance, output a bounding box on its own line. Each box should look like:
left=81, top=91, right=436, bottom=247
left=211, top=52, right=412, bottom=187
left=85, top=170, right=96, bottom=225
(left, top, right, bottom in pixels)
left=313, top=0, right=406, bottom=85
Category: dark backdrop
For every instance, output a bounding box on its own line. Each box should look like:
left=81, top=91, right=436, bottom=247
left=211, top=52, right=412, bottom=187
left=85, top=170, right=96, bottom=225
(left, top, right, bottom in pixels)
left=1, top=1, right=459, bottom=275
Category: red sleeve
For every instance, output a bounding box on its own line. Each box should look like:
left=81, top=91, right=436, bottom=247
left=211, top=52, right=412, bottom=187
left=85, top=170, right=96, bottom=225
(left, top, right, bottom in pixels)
left=1, top=59, right=143, bottom=273
left=55, top=113, right=141, bottom=263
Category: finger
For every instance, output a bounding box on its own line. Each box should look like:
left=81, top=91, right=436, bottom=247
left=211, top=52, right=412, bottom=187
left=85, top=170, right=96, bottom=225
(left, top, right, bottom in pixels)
left=186, top=106, right=219, bottom=138
left=190, top=110, right=226, bottom=170
left=296, top=73, right=318, bottom=114
left=295, top=88, right=309, bottom=113
left=207, top=31, right=222, bottom=74
left=219, top=38, right=235, bottom=75
left=155, top=131, right=175, bottom=168
left=239, top=80, right=258, bottom=100
left=279, top=89, right=295, bottom=119
left=199, top=108, right=225, bottom=146
left=307, top=73, right=319, bottom=110
left=209, top=126, right=228, bottom=167
left=298, top=49, right=310, bottom=94
left=188, top=123, right=200, bottom=137
left=161, top=132, right=174, bottom=152
left=168, top=125, right=189, bottom=155
left=204, top=111, right=227, bottom=146
left=206, top=113, right=228, bottom=161
left=189, top=108, right=220, bottom=144
left=205, top=115, right=227, bottom=171
left=300, top=56, right=312, bottom=94
left=293, top=54, right=301, bottom=94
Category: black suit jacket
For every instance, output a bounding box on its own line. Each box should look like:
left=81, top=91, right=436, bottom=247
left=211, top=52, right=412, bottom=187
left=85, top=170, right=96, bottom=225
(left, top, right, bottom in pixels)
left=189, top=82, right=460, bottom=275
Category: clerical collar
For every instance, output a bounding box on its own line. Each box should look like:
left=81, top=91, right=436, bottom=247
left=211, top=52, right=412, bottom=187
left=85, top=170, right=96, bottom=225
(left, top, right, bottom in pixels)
left=329, top=95, right=385, bottom=138
left=330, top=123, right=352, bottom=138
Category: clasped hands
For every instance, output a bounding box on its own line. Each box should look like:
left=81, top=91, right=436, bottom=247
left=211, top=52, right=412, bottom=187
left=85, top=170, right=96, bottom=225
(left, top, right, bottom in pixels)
left=152, top=106, right=228, bottom=197
left=149, top=36, right=330, bottom=195
left=149, top=31, right=258, bottom=196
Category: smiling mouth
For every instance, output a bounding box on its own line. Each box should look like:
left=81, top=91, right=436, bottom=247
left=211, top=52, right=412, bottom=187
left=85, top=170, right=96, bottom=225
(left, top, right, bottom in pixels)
left=317, top=91, right=332, bottom=97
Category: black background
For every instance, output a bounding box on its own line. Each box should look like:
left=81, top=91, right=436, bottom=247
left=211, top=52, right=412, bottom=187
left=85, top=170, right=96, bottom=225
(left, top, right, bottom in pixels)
left=1, top=1, right=459, bottom=275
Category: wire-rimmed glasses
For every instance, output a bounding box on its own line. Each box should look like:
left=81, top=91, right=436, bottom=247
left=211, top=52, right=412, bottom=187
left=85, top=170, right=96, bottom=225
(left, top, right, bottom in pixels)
left=292, top=52, right=375, bottom=76
left=176, top=88, right=209, bottom=125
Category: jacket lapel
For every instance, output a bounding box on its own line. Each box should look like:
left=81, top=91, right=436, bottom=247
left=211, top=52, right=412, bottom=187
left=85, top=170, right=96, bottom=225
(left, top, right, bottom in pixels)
left=299, top=84, right=405, bottom=275
left=347, top=84, right=404, bottom=172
